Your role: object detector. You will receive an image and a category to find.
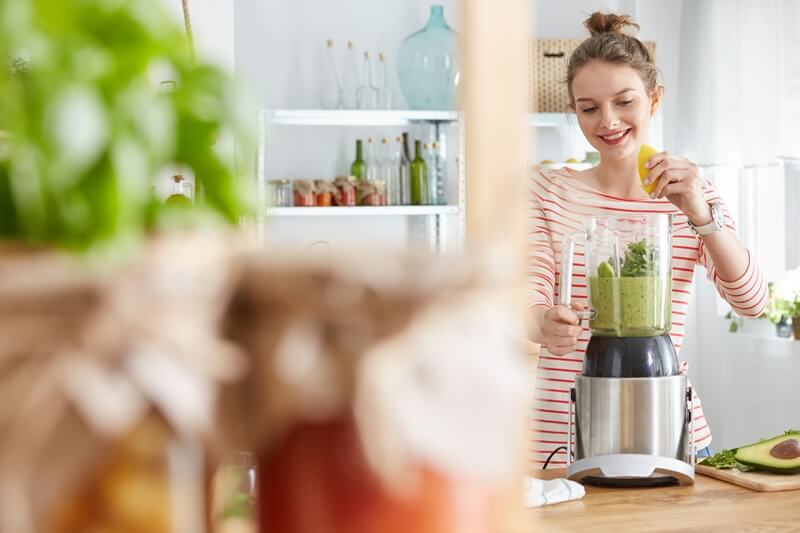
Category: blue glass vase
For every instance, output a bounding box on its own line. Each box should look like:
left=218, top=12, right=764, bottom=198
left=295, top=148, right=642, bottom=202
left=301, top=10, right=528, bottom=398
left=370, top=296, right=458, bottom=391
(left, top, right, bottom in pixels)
left=396, top=5, right=461, bottom=110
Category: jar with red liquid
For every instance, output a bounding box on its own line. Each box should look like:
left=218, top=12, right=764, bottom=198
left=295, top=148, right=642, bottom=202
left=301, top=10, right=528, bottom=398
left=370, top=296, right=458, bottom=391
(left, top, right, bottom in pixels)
left=223, top=258, right=527, bottom=533
left=333, top=176, right=357, bottom=206
left=293, top=180, right=316, bottom=207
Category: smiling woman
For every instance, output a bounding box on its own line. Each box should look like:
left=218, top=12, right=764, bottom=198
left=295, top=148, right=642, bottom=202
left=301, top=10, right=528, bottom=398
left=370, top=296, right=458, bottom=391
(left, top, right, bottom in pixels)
left=526, top=11, right=768, bottom=470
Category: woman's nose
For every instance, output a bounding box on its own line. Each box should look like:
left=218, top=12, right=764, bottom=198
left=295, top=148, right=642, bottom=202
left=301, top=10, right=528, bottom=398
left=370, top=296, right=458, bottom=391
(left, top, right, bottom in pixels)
left=601, top=109, right=621, bottom=130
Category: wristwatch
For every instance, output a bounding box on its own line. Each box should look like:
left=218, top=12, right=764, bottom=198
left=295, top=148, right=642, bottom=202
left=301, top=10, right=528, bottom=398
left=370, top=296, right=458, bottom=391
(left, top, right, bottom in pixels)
left=688, top=202, right=724, bottom=236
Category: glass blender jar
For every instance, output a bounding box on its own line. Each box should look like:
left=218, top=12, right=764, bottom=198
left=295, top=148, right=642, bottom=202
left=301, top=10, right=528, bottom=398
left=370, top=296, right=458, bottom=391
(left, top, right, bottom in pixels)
left=559, top=214, right=678, bottom=377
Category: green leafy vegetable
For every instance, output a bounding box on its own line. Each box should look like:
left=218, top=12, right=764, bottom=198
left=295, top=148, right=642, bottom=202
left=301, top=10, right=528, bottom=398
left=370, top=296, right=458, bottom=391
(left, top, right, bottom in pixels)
left=699, top=448, right=738, bottom=469
left=0, top=0, right=253, bottom=256
left=619, top=239, right=658, bottom=277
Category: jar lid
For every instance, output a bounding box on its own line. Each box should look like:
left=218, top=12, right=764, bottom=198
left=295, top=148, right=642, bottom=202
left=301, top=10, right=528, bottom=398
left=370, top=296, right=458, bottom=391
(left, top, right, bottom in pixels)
left=269, top=178, right=290, bottom=184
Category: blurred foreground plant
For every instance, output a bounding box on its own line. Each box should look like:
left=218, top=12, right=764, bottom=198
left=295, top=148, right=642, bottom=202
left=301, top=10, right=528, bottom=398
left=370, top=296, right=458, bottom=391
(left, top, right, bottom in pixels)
left=0, top=0, right=252, bottom=256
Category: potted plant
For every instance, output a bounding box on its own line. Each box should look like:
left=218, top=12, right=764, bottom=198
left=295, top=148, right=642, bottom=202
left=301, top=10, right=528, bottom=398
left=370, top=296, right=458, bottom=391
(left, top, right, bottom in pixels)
left=765, top=270, right=800, bottom=339
left=0, top=0, right=252, bottom=530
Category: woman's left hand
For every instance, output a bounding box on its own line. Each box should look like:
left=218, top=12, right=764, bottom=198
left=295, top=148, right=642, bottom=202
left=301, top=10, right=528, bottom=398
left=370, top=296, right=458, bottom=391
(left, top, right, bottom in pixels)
left=643, top=152, right=711, bottom=224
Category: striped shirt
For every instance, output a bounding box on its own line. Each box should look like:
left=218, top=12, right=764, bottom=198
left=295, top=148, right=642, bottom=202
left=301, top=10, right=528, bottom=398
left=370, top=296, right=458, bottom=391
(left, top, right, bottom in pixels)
left=527, top=168, right=768, bottom=468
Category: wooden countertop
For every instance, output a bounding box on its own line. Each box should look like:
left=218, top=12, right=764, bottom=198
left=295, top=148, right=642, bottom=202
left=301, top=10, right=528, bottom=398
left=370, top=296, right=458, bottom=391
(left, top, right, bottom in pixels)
left=527, top=468, right=800, bottom=532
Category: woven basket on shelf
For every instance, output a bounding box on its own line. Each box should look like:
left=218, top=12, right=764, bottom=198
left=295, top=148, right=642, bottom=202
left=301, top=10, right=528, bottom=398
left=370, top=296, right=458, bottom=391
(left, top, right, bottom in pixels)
left=529, top=38, right=656, bottom=113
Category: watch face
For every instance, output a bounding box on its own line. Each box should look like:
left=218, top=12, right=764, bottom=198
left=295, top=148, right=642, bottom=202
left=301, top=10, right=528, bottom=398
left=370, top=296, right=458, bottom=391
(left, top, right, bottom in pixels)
left=711, top=203, right=724, bottom=228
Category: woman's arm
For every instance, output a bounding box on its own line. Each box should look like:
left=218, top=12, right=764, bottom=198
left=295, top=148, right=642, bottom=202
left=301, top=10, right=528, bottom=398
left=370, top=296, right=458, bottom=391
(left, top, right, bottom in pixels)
left=645, top=153, right=768, bottom=317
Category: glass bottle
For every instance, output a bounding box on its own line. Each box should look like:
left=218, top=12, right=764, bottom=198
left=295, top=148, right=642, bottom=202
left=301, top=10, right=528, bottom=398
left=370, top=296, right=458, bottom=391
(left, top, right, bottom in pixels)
left=379, top=137, right=399, bottom=205
left=351, top=139, right=366, bottom=181
left=365, top=137, right=379, bottom=182
left=320, top=39, right=342, bottom=109
left=423, top=143, right=437, bottom=205
left=165, top=175, right=193, bottom=206
left=341, top=41, right=360, bottom=110
left=400, top=133, right=412, bottom=204
left=356, top=52, right=378, bottom=110
left=432, top=142, right=446, bottom=205
left=410, top=140, right=429, bottom=205
left=376, top=53, right=394, bottom=110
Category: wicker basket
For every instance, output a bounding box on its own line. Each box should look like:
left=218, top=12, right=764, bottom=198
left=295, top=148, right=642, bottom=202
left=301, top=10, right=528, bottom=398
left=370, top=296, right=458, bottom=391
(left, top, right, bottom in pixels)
left=529, top=38, right=656, bottom=113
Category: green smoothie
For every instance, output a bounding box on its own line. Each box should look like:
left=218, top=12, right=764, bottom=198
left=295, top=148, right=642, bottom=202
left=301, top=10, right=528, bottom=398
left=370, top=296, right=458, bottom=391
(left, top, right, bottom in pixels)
left=589, top=276, right=671, bottom=336
left=588, top=239, right=671, bottom=336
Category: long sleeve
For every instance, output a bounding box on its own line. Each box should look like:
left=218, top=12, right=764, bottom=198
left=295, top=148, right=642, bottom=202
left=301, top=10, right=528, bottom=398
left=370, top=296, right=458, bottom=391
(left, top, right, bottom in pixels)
left=696, top=183, right=768, bottom=318
left=527, top=175, right=557, bottom=308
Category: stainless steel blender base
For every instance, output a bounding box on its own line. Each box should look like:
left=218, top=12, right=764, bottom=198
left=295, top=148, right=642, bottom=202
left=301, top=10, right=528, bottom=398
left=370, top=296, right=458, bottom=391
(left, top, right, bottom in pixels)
left=568, top=454, right=695, bottom=486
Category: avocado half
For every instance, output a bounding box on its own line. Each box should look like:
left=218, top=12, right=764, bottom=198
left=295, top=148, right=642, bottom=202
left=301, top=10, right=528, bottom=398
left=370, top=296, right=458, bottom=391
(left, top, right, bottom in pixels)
left=735, top=432, right=800, bottom=474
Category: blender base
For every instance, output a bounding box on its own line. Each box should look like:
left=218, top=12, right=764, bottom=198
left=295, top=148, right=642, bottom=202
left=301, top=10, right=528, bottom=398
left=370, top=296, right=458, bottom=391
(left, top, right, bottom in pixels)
left=568, top=454, right=695, bottom=487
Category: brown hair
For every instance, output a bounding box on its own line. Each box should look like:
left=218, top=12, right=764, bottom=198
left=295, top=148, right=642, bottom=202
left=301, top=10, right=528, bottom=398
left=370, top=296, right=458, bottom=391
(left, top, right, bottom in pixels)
left=566, top=12, right=660, bottom=106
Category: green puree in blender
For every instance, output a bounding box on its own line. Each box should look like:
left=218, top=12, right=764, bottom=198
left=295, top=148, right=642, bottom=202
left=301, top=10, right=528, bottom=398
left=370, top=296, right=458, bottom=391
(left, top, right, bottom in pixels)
left=589, top=240, right=671, bottom=337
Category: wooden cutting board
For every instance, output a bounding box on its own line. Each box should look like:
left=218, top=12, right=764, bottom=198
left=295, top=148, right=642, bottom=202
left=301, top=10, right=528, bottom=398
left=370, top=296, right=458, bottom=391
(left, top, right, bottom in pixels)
left=696, top=464, right=800, bottom=492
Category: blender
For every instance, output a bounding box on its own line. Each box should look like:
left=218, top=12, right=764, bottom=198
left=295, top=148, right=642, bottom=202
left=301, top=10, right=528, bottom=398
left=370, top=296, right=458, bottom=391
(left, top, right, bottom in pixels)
left=559, top=214, right=695, bottom=486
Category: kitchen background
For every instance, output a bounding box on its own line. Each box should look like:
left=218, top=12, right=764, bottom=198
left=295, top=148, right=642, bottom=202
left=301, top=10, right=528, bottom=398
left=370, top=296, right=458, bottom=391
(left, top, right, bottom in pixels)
left=169, top=0, right=800, bottom=449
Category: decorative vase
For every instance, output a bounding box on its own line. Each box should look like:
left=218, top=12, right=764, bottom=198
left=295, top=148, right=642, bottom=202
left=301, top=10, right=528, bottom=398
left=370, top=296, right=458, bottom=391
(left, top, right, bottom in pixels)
left=776, top=316, right=793, bottom=338
left=396, top=5, right=461, bottom=110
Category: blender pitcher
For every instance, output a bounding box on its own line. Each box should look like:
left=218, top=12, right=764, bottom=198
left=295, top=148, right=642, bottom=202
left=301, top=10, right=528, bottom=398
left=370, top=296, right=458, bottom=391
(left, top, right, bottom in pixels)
left=559, top=214, right=677, bottom=377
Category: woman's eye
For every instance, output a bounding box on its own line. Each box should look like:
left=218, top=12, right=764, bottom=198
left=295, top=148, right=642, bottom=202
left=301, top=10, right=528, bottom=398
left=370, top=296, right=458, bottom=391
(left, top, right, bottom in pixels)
left=580, top=107, right=597, bottom=114
left=618, top=100, right=634, bottom=106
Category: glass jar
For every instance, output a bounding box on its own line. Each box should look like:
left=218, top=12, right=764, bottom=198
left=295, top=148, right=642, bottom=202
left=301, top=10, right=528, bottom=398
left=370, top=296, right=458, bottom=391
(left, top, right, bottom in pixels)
left=269, top=179, right=293, bottom=207
left=293, top=180, right=316, bottom=207
left=334, top=176, right=357, bottom=206
left=314, top=180, right=339, bottom=207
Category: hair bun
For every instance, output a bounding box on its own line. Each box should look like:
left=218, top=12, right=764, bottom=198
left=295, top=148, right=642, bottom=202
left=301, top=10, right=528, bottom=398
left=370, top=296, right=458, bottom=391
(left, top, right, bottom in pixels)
left=584, top=12, right=640, bottom=36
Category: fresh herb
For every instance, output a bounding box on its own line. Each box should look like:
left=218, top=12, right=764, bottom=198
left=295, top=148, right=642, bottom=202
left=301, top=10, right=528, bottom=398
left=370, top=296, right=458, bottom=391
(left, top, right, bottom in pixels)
left=699, top=448, right=738, bottom=469
left=0, top=0, right=253, bottom=255
left=619, top=239, right=658, bottom=277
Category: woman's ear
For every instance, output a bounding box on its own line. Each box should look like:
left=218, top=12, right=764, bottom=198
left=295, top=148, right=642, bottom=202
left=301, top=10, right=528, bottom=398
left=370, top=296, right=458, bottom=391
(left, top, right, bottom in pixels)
left=650, top=86, right=664, bottom=116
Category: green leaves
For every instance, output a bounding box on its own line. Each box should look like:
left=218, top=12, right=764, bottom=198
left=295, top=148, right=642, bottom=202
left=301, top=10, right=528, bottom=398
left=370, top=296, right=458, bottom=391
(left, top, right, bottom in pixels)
left=0, top=0, right=252, bottom=255
left=699, top=448, right=738, bottom=469
left=619, top=239, right=657, bottom=277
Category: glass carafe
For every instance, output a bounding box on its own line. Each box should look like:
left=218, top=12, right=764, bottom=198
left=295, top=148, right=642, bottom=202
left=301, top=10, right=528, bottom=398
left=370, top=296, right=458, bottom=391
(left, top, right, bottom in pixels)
left=559, top=214, right=672, bottom=337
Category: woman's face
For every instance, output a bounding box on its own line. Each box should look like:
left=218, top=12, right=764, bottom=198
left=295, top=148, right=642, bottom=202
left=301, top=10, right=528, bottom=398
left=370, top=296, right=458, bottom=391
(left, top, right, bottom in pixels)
left=571, top=60, right=660, bottom=161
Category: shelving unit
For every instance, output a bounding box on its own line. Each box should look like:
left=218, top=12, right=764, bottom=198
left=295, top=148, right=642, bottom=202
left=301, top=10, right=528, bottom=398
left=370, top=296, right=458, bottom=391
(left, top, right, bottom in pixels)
left=257, top=109, right=466, bottom=252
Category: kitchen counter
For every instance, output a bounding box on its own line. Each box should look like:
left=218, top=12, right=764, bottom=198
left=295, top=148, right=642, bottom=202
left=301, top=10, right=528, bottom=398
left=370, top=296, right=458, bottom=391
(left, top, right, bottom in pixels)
left=527, top=468, right=800, bottom=532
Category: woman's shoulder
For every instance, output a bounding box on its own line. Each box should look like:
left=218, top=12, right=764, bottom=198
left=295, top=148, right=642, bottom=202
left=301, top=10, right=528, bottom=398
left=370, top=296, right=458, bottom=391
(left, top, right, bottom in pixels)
left=531, top=167, right=582, bottom=191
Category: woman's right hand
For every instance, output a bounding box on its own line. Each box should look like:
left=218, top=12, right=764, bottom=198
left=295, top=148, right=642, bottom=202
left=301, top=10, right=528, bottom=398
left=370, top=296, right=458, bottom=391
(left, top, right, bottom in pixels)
left=540, top=303, right=584, bottom=355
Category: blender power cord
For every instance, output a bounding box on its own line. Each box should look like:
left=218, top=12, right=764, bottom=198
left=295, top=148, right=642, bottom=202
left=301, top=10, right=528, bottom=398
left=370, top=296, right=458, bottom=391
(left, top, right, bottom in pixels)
left=542, top=446, right=569, bottom=470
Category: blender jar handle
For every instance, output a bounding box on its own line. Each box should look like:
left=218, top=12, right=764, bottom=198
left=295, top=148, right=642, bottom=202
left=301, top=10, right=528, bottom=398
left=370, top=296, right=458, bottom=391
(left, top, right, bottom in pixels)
left=559, top=232, right=593, bottom=320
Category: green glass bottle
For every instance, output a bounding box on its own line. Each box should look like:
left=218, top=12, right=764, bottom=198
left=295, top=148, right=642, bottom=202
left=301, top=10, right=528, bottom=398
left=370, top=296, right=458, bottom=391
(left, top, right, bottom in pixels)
left=410, top=140, right=429, bottom=205
left=351, top=139, right=367, bottom=181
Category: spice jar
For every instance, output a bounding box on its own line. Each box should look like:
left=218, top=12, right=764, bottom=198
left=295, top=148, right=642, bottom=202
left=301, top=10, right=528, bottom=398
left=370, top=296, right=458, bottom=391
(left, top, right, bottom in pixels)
left=314, top=180, right=340, bottom=207
left=293, top=180, right=316, bottom=207
left=269, top=179, right=293, bottom=207
left=333, top=176, right=357, bottom=206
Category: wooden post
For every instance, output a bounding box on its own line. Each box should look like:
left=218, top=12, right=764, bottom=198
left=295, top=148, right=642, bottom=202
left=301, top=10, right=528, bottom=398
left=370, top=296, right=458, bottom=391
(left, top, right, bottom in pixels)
left=461, top=1, right=539, bottom=531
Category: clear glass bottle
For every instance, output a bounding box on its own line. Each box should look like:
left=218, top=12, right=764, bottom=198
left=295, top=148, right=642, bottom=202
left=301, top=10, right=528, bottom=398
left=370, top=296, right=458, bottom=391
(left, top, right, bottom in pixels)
left=356, top=51, right=378, bottom=110
left=341, top=41, right=360, bottom=110
left=432, top=142, right=446, bottom=205
left=400, top=133, right=412, bottom=205
left=379, top=137, right=400, bottom=205
left=365, top=137, right=379, bottom=182
left=165, top=175, right=193, bottom=206
left=351, top=139, right=366, bottom=181
left=376, top=53, right=394, bottom=110
left=410, top=140, right=429, bottom=205
left=423, top=143, right=437, bottom=205
left=320, top=39, right=342, bottom=109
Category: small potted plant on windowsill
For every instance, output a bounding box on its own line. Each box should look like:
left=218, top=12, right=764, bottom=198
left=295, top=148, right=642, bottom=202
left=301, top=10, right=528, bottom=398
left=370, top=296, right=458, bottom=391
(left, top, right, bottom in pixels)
left=765, top=270, right=800, bottom=339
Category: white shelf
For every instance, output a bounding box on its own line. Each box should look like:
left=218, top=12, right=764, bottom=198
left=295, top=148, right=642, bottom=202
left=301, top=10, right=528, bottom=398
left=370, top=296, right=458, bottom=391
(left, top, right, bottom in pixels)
left=265, top=109, right=461, bottom=126
left=266, top=205, right=459, bottom=217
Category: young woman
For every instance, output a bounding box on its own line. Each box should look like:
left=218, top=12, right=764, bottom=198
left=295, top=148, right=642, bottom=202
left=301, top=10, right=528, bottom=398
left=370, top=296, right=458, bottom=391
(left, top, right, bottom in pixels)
left=527, top=12, right=768, bottom=468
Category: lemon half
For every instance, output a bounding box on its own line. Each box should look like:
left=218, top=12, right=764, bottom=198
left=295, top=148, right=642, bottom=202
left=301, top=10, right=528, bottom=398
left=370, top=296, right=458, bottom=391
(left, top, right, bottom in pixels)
left=637, top=144, right=659, bottom=194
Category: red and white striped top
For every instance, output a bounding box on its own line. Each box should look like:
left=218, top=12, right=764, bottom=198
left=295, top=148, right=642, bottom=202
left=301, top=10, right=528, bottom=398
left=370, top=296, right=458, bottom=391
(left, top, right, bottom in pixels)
left=527, top=168, right=768, bottom=468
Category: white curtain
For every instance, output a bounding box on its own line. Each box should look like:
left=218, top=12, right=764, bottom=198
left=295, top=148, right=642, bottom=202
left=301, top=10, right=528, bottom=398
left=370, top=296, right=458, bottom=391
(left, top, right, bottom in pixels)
left=676, top=0, right=800, bottom=167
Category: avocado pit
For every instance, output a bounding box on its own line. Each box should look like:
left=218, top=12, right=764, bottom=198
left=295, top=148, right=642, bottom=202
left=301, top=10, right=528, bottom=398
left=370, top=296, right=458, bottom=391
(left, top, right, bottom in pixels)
left=770, top=438, right=800, bottom=460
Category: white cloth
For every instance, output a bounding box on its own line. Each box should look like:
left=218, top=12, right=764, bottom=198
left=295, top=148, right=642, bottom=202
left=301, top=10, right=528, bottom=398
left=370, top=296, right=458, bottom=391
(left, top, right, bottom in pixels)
left=523, top=477, right=585, bottom=508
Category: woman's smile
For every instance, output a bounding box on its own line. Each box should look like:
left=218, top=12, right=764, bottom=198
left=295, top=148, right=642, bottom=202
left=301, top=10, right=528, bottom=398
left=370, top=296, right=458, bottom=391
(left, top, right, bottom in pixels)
left=598, top=128, right=632, bottom=145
